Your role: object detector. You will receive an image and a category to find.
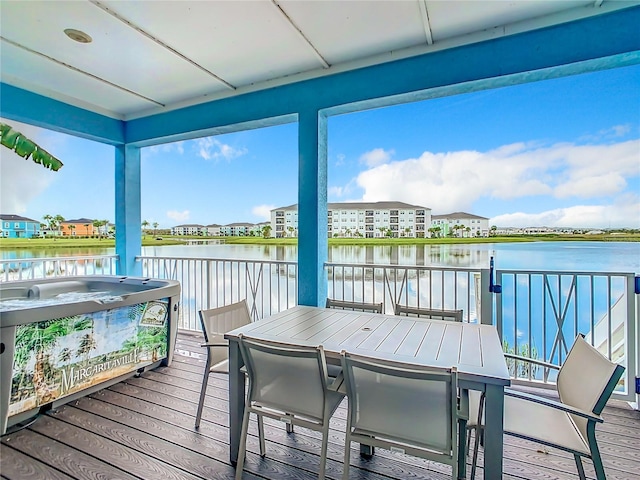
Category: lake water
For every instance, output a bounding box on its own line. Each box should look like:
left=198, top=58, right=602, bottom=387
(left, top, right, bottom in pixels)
left=3, top=241, right=639, bottom=273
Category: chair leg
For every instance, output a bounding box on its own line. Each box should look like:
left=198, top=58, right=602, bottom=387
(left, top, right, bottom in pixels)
left=257, top=415, right=266, bottom=457
left=195, top=358, right=212, bottom=429
left=235, top=407, right=252, bottom=480
left=470, top=392, right=485, bottom=480
left=319, top=423, right=329, bottom=480
left=573, top=454, right=587, bottom=480
left=342, top=433, right=352, bottom=480
left=590, top=442, right=607, bottom=480
left=457, top=419, right=467, bottom=480
left=285, top=414, right=294, bottom=433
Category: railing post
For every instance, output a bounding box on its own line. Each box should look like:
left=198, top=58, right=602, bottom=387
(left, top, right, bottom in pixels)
left=634, top=275, right=640, bottom=410
left=479, top=268, right=494, bottom=325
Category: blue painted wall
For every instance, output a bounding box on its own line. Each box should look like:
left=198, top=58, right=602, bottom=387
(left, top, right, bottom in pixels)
left=1, top=6, right=639, bottom=302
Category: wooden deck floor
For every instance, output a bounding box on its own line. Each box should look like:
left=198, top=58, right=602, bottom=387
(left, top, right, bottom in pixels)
left=1, top=331, right=639, bottom=480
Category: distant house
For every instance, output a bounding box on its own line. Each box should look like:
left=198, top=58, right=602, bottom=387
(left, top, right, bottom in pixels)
left=431, top=212, right=489, bottom=238
left=203, top=224, right=222, bottom=236
left=0, top=214, right=41, bottom=238
left=171, top=224, right=205, bottom=236
left=61, top=218, right=96, bottom=236
left=220, top=222, right=260, bottom=237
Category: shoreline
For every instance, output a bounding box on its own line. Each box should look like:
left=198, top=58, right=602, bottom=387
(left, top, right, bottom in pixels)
left=1, top=233, right=639, bottom=250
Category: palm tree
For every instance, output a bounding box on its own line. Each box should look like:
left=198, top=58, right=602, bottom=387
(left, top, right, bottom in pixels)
left=152, top=222, right=159, bottom=236
left=68, top=224, right=76, bottom=237
left=83, top=223, right=90, bottom=237
left=142, top=220, right=150, bottom=239
left=0, top=122, right=63, bottom=171
left=54, top=214, right=64, bottom=237
left=262, top=225, right=272, bottom=238
left=77, top=333, right=97, bottom=365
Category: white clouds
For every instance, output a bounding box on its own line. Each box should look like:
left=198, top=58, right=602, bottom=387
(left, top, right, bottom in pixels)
left=166, top=210, right=190, bottom=222
left=251, top=204, right=275, bottom=220
left=197, top=137, right=247, bottom=161
left=1, top=148, right=56, bottom=215
left=359, top=148, right=394, bottom=167
left=491, top=199, right=640, bottom=228
left=353, top=139, right=640, bottom=218
left=328, top=186, right=344, bottom=197
left=146, top=141, right=184, bottom=155
left=0, top=119, right=62, bottom=216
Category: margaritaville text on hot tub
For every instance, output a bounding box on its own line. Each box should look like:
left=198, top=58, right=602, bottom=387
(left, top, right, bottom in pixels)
left=60, top=349, right=139, bottom=393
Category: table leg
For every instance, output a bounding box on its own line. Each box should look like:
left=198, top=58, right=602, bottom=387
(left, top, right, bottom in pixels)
left=360, top=443, right=375, bottom=458
left=483, top=384, right=505, bottom=479
left=228, top=339, right=244, bottom=465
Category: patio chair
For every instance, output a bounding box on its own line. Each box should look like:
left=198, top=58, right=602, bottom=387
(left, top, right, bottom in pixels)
left=394, top=303, right=463, bottom=322
left=195, top=300, right=252, bottom=429
left=235, top=334, right=345, bottom=480
left=469, top=334, right=625, bottom=480
left=326, top=298, right=383, bottom=313
left=340, top=351, right=467, bottom=480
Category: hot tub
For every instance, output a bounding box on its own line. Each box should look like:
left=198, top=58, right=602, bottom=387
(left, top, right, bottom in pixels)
left=0, top=275, right=180, bottom=435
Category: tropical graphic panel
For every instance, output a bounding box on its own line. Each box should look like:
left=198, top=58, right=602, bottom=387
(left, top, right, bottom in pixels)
left=9, top=298, right=169, bottom=417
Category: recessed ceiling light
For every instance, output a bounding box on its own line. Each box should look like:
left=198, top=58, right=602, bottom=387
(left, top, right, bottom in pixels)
left=64, top=29, right=92, bottom=44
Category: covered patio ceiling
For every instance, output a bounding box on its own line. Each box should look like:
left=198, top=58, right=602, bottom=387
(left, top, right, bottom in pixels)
left=1, top=0, right=639, bottom=306
left=1, top=1, right=637, bottom=123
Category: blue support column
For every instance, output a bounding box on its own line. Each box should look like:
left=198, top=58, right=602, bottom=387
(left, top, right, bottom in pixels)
left=115, top=144, right=142, bottom=276
left=297, top=110, right=328, bottom=307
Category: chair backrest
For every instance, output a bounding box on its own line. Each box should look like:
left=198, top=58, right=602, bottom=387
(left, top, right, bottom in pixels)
left=557, top=334, right=625, bottom=439
left=394, top=304, right=463, bottom=322
left=326, top=298, right=383, bottom=313
left=341, top=351, right=458, bottom=454
left=238, top=334, right=331, bottom=422
left=199, top=300, right=251, bottom=341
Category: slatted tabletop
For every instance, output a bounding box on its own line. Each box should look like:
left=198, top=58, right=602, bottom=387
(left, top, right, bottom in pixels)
left=225, top=306, right=510, bottom=479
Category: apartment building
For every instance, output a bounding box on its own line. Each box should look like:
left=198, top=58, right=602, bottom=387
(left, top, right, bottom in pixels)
left=171, top=224, right=204, bottom=236
left=270, top=202, right=432, bottom=238
left=430, top=212, right=489, bottom=237
left=173, top=222, right=267, bottom=237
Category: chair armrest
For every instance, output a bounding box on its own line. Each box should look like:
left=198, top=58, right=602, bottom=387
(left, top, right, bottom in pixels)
left=505, top=388, right=603, bottom=423
left=504, top=354, right=560, bottom=370
left=327, top=371, right=344, bottom=392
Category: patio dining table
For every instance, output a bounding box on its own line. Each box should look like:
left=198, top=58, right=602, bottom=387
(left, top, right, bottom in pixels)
left=225, top=305, right=511, bottom=479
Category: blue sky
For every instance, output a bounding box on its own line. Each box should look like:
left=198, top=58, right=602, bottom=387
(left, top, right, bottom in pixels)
left=2, top=64, right=639, bottom=229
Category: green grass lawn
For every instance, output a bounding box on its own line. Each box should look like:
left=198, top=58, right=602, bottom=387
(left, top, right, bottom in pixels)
left=1, top=233, right=638, bottom=250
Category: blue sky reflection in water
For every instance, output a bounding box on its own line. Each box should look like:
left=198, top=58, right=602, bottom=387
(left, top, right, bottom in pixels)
left=0, top=65, right=639, bottom=230
left=2, top=242, right=639, bottom=274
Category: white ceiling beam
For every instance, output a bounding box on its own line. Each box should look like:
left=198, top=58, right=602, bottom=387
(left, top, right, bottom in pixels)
left=271, top=0, right=330, bottom=69
left=89, top=0, right=236, bottom=90
left=418, top=0, right=434, bottom=45
left=0, top=36, right=164, bottom=107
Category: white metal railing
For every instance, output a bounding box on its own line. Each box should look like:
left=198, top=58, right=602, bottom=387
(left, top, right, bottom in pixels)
left=325, top=262, right=485, bottom=322
left=493, top=269, right=638, bottom=401
left=0, top=255, right=118, bottom=282
left=138, top=255, right=298, bottom=330
left=1, top=253, right=637, bottom=403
